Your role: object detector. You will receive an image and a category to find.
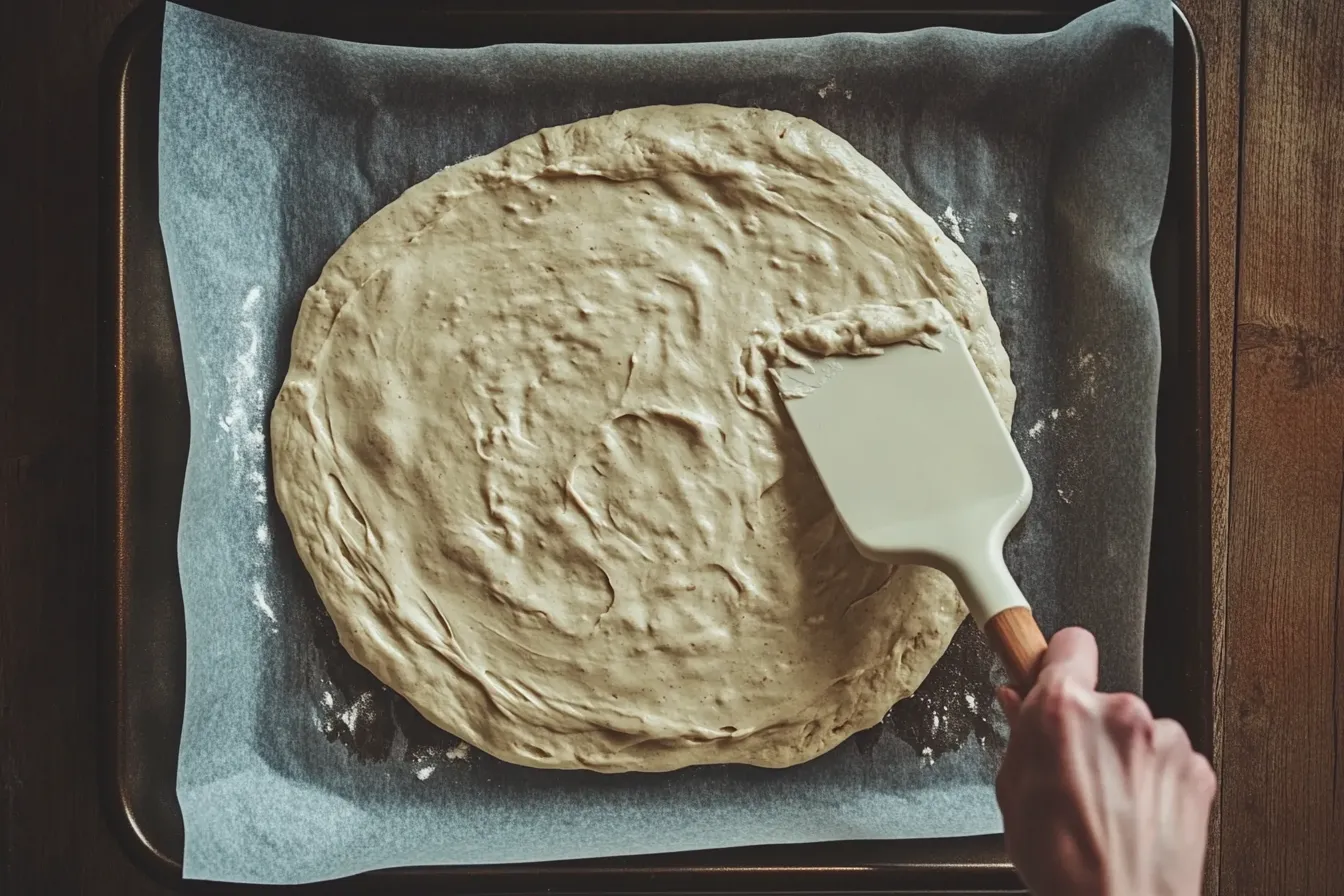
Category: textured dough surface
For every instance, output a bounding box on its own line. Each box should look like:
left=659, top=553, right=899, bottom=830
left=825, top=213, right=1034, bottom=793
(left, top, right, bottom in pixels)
left=271, top=104, right=1015, bottom=772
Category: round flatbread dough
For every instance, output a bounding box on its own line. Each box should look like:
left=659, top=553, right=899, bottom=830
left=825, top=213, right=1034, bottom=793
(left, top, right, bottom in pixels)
left=271, top=104, right=1015, bottom=772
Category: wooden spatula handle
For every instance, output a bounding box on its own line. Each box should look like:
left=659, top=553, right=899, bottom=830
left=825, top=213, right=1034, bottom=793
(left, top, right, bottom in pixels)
left=984, top=607, right=1047, bottom=692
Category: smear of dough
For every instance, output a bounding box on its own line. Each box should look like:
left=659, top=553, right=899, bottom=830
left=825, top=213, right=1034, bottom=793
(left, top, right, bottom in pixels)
left=760, top=300, right=949, bottom=399
left=271, top=104, right=1014, bottom=772
left=781, top=301, right=947, bottom=357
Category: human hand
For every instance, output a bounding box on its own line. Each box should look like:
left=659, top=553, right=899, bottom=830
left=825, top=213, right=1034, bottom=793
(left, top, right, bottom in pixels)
left=995, top=627, right=1216, bottom=896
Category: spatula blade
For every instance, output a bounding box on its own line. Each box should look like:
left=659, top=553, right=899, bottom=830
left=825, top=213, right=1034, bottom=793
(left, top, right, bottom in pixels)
left=779, top=325, right=1032, bottom=615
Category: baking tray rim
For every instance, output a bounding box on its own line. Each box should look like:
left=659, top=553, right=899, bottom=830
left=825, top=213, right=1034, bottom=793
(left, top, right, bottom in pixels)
left=98, top=2, right=1210, bottom=891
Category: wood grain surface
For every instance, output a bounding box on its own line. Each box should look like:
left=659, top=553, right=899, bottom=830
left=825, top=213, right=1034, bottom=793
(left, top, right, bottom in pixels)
left=2, top=1, right=1342, bottom=894
left=1221, top=0, right=1344, bottom=893
left=984, top=608, right=1049, bottom=692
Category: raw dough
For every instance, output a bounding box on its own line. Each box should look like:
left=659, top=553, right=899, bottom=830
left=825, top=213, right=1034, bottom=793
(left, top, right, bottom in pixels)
left=271, top=104, right=1014, bottom=772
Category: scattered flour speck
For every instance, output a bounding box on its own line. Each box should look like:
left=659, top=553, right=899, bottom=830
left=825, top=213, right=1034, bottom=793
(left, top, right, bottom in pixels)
left=339, top=691, right=374, bottom=731
left=817, top=78, right=838, bottom=99
left=920, top=746, right=935, bottom=764
left=446, top=742, right=472, bottom=761
left=937, top=205, right=966, bottom=244
left=965, top=693, right=978, bottom=713
left=1071, top=351, right=1100, bottom=398
left=1057, top=488, right=1073, bottom=505
left=1007, top=211, right=1019, bottom=223
left=1050, top=408, right=1060, bottom=420
left=1027, top=419, right=1046, bottom=438
left=321, top=691, right=335, bottom=709
left=415, top=765, right=437, bottom=781
left=250, top=580, right=277, bottom=623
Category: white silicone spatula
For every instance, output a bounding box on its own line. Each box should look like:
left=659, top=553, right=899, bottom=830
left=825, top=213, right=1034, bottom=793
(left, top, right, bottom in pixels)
left=777, top=320, right=1047, bottom=691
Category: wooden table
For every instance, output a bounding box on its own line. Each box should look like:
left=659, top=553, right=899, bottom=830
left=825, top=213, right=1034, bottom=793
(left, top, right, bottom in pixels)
left=2, top=1, right=1340, bottom=893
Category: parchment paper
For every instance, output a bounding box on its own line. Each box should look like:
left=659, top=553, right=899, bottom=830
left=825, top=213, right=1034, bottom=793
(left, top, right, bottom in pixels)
left=160, top=0, right=1172, bottom=883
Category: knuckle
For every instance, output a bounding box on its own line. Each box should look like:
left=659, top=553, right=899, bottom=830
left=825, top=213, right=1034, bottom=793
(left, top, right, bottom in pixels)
left=1153, top=717, right=1191, bottom=753
left=1185, top=752, right=1218, bottom=797
left=1030, top=676, right=1079, bottom=734
left=1107, top=692, right=1154, bottom=740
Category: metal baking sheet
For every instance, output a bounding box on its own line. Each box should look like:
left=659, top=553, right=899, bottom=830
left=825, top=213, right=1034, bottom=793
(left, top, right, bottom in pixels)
left=99, top=1, right=1209, bottom=892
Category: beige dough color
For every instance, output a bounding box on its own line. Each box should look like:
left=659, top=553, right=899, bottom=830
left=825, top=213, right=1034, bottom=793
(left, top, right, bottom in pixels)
left=271, top=104, right=1015, bottom=772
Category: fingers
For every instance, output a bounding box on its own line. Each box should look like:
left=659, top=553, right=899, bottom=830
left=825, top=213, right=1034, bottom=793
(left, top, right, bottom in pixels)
left=1103, top=692, right=1155, bottom=748
left=1152, top=717, right=1191, bottom=754
left=1153, top=718, right=1218, bottom=807
left=1152, top=717, right=1217, bottom=852
left=1037, top=627, right=1099, bottom=690
left=1182, top=750, right=1218, bottom=807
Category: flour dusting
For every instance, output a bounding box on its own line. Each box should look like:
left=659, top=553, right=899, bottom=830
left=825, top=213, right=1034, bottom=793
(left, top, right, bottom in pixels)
left=250, top=580, right=277, bottom=623
left=1071, top=351, right=1101, bottom=398
left=937, top=205, right=966, bottom=243
left=218, top=286, right=278, bottom=627
left=339, top=692, right=374, bottom=731
left=218, top=286, right=266, bottom=474
left=1026, top=407, right=1075, bottom=441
